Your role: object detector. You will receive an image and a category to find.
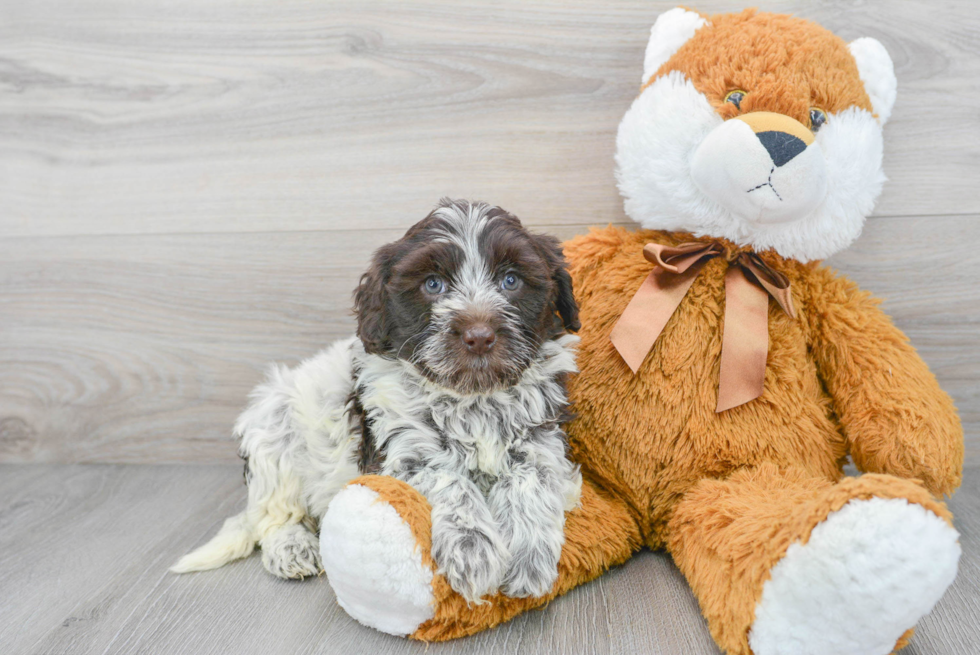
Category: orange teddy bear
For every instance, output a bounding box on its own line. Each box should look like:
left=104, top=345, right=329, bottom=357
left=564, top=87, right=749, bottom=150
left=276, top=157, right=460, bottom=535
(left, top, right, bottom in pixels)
left=319, top=9, right=964, bottom=655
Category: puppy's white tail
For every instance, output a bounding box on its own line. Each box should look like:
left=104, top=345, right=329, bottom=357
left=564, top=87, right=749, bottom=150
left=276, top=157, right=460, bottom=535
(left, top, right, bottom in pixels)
left=171, top=511, right=256, bottom=573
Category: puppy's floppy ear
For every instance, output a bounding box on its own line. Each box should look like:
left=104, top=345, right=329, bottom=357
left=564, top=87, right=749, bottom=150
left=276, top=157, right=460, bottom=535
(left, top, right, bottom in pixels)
left=532, top=233, right=580, bottom=333
left=552, top=264, right=580, bottom=332
left=353, top=244, right=395, bottom=355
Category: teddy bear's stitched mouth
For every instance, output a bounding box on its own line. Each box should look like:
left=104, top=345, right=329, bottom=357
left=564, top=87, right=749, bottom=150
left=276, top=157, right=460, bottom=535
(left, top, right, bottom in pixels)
left=746, top=166, right=783, bottom=201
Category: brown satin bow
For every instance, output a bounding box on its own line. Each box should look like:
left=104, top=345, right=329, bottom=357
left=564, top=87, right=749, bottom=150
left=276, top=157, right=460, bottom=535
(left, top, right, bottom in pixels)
left=610, top=241, right=796, bottom=413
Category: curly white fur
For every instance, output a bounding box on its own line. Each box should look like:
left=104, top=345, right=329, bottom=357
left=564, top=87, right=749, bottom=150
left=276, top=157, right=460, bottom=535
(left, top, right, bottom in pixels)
left=173, top=334, right=581, bottom=602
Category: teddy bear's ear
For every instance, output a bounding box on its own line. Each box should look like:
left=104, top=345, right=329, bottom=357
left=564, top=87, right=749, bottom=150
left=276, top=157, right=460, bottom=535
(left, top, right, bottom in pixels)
left=848, top=37, right=897, bottom=125
left=642, top=7, right=708, bottom=85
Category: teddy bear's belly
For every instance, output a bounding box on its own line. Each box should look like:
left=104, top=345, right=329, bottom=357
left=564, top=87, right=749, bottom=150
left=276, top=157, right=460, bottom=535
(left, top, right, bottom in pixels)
left=565, top=256, right=847, bottom=543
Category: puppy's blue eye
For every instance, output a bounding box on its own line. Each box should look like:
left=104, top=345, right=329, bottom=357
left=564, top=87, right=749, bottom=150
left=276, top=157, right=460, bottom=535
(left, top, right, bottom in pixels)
left=500, top=273, right=521, bottom=291
left=423, top=275, right=446, bottom=295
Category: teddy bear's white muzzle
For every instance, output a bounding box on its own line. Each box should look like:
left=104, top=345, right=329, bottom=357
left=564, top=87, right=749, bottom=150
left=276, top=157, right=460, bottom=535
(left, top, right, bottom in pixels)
left=691, top=116, right=828, bottom=226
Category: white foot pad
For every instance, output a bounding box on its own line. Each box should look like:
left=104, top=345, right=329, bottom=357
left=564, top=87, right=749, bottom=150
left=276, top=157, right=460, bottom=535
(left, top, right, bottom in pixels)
left=320, top=484, right=435, bottom=636
left=750, top=497, right=960, bottom=655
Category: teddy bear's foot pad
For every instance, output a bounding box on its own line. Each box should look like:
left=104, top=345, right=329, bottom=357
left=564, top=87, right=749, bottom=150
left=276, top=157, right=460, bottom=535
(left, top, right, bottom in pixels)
left=320, top=484, right=435, bottom=636
left=749, top=497, right=960, bottom=655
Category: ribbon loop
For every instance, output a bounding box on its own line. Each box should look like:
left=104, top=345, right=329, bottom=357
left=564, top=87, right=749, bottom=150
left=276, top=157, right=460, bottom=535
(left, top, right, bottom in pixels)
left=642, top=241, right=723, bottom=274
left=610, top=241, right=796, bottom=412
left=737, top=252, right=796, bottom=319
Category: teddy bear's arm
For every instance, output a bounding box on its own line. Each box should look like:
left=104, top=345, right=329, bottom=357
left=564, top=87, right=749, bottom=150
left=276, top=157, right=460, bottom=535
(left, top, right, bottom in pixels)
left=808, top=268, right=963, bottom=497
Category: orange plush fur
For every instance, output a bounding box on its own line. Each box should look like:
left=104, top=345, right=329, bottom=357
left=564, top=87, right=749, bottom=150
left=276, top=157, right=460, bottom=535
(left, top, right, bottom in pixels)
left=644, top=10, right=875, bottom=124
left=336, top=10, right=963, bottom=654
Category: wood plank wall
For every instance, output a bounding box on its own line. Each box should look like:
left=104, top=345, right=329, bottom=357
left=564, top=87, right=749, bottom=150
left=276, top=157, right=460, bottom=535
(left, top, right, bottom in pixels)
left=1, top=0, right=978, bottom=464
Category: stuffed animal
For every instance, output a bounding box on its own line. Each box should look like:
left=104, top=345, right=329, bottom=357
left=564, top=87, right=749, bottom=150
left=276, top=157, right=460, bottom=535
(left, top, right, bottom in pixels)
left=319, top=9, right=964, bottom=654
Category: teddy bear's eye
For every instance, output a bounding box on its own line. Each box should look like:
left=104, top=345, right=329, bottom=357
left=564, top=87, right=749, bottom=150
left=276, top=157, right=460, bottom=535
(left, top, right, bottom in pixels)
left=724, top=90, right=746, bottom=110
left=809, top=108, right=828, bottom=132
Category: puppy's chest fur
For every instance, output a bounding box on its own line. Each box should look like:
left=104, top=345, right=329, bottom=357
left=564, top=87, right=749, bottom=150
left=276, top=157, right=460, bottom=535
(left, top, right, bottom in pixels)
left=351, top=337, right=576, bottom=494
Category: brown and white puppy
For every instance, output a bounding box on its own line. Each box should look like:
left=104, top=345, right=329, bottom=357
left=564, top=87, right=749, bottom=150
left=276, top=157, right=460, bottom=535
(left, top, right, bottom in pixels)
left=355, top=199, right=579, bottom=395
left=172, top=199, right=583, bottom=606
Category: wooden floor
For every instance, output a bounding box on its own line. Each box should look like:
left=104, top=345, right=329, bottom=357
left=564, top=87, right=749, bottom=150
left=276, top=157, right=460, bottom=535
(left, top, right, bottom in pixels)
left=2, top=1, right=980, bottom=653
left=0, top=464, right=977, bottom=655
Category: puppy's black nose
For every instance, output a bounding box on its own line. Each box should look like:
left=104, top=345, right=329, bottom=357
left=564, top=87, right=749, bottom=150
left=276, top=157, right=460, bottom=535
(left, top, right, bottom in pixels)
left=462, top=324, right=496, bottom=355
left=756, top=130, right=807, bottom=167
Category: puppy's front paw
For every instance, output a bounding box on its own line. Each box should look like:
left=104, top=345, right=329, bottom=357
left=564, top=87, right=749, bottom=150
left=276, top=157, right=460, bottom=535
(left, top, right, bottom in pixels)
left=432, top=526, right=509, bottom=604
left=502, top=541, right=560, bottom=598
left=261, top=524, right=322, bottom=579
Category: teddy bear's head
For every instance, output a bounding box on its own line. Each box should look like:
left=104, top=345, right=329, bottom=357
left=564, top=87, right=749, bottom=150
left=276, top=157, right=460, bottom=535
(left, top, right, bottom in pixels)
left=615, top=8, right=897, bottom=262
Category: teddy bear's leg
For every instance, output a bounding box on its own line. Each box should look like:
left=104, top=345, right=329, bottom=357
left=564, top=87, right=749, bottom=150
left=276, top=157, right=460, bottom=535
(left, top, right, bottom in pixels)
left=666, top=463, right=960, bottom=655
left=320, top=474, right=641, bottom=641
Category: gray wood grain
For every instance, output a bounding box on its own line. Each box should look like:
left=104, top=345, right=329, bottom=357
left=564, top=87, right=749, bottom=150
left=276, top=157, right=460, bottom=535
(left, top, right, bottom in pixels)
left=0, top=0, right=977, bottom=241
left=0, top=464, right=976, bottom=654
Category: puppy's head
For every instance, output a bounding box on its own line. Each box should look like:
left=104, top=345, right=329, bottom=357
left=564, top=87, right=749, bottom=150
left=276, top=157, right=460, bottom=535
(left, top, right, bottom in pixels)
left=353, top=199, right=579, bottom=395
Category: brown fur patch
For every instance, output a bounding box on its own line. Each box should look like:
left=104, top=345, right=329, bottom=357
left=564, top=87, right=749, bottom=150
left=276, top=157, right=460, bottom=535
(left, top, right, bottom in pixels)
left=644, top=10, right=874, bottom=125
left=559, top=224, right=961, bottom=650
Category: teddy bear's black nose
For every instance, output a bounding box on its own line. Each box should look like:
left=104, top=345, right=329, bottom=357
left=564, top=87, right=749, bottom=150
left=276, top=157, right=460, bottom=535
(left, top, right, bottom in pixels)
left=756, top=130, right=808, bottom=167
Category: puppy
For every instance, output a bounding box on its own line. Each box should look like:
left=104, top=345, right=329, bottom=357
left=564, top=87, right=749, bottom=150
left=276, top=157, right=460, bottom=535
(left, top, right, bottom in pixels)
left=173, top=199, right=583, bottom=603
